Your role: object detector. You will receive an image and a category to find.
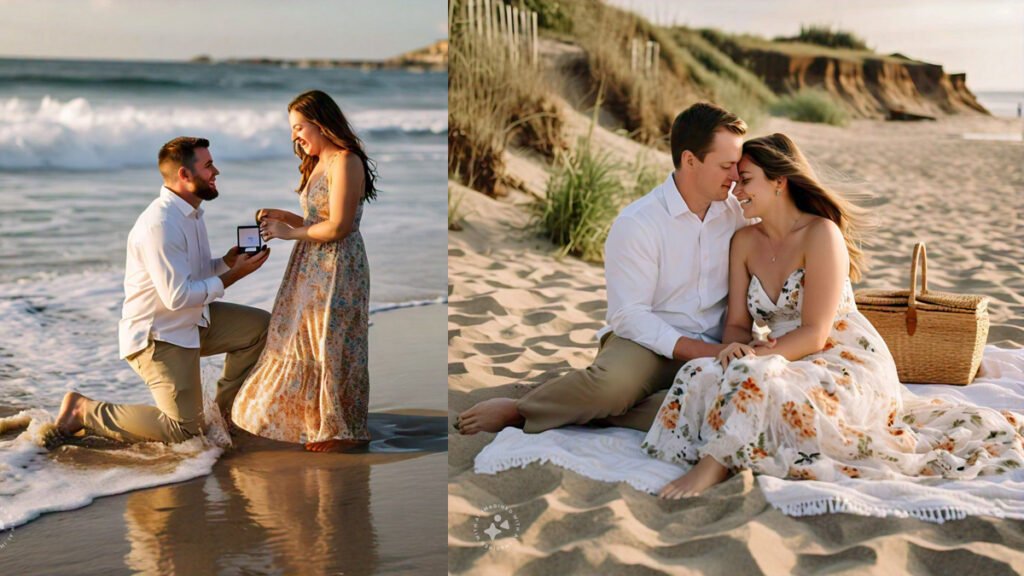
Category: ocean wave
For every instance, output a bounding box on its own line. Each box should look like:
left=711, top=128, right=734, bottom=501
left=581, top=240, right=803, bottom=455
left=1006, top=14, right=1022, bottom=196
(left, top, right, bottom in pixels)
left=370, top=296, right=447, bottom=314
left=0, top=73, right=204, bottom=90
left=0, top=66, right=442, bottom=93
left=0, top=72, right=312, bottom=92
left=0, top=96, right=446, bottom=171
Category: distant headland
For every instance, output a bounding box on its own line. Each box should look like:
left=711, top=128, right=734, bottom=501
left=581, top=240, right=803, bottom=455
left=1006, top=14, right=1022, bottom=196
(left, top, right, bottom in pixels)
left=190, top=40, right=448, bottom=72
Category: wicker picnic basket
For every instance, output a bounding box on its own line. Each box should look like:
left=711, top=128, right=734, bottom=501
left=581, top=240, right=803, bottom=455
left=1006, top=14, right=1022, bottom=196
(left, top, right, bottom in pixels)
left=854, top=243, right=989, bottom=385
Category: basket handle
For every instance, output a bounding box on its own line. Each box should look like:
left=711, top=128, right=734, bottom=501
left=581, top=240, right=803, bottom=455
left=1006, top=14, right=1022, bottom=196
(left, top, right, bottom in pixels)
left=905, top=242, right=928, bottom=336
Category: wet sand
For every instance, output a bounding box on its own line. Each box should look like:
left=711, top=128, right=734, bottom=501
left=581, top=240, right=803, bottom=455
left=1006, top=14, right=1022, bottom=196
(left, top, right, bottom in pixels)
left=4, top=303, right=446, bottom=575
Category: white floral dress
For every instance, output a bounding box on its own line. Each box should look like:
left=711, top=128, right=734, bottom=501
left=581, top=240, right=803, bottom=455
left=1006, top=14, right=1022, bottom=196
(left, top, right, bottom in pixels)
left=642, top=268, right=1024, bottom=481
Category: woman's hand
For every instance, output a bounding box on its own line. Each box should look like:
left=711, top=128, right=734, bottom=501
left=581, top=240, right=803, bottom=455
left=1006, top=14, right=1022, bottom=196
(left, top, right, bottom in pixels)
left=749, top=337, right=778, bottom=357
left=257, top=208, right=304, bottom=228
left=256, top=208, right=282, bottom=222
left=718, top=342, right=756, bottom=369
left=260, top=219, right=295, bottom=241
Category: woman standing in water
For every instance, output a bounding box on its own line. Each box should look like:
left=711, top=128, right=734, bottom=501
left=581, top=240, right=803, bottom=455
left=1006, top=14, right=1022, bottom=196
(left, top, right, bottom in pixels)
left=231, top=90, right=378, bottom=452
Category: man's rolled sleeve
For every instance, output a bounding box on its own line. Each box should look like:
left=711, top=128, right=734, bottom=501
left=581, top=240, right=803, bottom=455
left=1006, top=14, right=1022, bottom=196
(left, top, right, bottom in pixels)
left=202, top=276, right=225, bottom=304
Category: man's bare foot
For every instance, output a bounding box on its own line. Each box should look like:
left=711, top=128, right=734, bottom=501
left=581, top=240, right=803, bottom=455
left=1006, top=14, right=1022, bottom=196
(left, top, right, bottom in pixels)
left=658, top=455, right=730, bottom=499
left=456, top=398, right=524, bottom=435
left=304, top=439, right=369, bottom=453
left=55, top=391, right=90, bottom=437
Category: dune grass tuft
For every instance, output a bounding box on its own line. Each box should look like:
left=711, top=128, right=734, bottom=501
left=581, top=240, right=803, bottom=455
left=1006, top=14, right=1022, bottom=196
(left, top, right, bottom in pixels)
left=535, top=139, right=622, bottom=261
left=536, top=132, right=661, bottom=262
left=778, top=25, right=871, bottom=52
left=771, top=89, right=850, bottom=126
left=448, top=1, right=565, bottom=195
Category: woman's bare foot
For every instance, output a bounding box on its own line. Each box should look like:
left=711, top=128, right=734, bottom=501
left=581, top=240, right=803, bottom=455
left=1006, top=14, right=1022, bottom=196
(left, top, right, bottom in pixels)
left=304, top=439, right=369, bottom=453
left=55, top=391, right=90, bottom=437
left=658, top=455, right=730, bottom=499
left=456, top=398, right=524, bottom=435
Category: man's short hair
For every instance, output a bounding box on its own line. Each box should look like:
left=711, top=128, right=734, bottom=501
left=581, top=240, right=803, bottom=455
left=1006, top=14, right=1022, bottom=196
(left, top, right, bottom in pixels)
left=670, top=103, right=746, bottom=168
left=158, top=136, right=210, bottom=179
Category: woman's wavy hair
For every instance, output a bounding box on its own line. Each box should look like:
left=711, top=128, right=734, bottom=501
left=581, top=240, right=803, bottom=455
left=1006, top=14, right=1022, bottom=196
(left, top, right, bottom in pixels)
left=742, top=133, right=873, bottom=282
left=289, top=90, right=379, bottom=202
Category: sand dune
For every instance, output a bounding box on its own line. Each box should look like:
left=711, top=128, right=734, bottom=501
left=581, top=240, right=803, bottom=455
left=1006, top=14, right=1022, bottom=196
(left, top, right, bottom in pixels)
left=448, top=113, right=1024, bottom=574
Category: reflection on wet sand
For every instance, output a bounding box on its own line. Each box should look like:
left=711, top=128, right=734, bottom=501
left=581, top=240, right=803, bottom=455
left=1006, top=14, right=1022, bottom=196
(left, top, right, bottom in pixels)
left=122, top=413, right=445, bottom=576
left=4, top=305, right=447, bottom=574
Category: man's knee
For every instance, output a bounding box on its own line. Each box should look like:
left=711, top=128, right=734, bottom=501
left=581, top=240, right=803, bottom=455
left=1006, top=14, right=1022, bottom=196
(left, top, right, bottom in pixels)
left=256, top=307, right=271, bottom=327
left=254, top=308, right=271, bottom=339
left=235, top=306, right=271, bottom=347
left=241, top=305, right=271, bottom=332
left=581, top=364, right=648, bottom=415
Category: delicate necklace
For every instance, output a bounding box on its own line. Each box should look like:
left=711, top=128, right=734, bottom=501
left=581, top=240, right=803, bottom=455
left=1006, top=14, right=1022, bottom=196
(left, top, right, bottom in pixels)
left=764, top=215, right=803, bottom=263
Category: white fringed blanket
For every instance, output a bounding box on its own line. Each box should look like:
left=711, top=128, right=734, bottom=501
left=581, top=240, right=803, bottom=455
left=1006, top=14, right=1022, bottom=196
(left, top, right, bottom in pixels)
left=475, top=346, right=1024, bottom=523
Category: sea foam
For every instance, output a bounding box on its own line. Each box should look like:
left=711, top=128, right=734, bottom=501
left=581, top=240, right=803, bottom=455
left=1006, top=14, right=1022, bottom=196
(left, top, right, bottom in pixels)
left=0, top=380, right=229, bottom=530
left=0, top=96, right=446, bottom=171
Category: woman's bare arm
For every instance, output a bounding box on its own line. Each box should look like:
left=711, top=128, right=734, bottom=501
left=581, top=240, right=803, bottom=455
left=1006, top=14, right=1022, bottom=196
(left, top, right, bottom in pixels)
left=721, top=227, right=755, bottom=345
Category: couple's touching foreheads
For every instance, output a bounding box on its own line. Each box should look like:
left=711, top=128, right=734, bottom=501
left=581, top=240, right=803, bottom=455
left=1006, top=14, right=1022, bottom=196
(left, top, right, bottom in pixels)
left=458, top=102, right=1024, bottom=497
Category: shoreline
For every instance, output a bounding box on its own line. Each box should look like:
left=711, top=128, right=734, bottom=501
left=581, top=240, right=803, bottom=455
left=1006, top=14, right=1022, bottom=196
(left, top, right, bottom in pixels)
left=4, top=303, right=447, bottom=574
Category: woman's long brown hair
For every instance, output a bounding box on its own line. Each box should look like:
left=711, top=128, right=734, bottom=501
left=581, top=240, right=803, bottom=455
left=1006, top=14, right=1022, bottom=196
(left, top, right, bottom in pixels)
left=743, top=133, right=873, bottom=282
left=289, top=90, right=379, bottom=202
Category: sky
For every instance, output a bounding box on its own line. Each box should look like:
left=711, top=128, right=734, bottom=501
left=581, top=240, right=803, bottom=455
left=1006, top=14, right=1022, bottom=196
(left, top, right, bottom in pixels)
left=607, top=0, right=1024, bottom=92
left=0, top=0, right=448, bottom=61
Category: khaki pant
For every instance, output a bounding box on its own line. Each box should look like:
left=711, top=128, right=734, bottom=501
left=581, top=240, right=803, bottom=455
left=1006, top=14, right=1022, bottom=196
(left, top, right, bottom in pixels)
left=516, top=332, right=685, bottom=433
left=81, top=302, right=271, bottom=443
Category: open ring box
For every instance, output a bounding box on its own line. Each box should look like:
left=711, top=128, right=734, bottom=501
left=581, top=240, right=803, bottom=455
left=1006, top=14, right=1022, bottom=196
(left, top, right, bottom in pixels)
left=237, top=225, right=264, bottom=255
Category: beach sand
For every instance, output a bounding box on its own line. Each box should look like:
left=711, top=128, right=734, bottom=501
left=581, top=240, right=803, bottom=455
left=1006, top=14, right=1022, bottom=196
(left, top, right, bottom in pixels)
left=5, top=303, right=447, bottom=575
left=448, top=113, right=1024, bottom=574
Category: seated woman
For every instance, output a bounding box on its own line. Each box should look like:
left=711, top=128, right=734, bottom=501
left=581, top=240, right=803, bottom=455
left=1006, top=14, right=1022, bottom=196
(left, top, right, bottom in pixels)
left=643, top=133, right=1024, bottom=499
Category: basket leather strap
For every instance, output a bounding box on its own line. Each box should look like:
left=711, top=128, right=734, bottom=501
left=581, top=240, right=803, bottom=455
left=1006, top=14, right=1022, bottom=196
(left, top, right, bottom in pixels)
left=906, top=242, right=928, bottom=336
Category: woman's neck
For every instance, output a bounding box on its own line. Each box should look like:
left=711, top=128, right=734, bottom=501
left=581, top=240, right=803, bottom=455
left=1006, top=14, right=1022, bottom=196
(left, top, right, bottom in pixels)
left=759, top=201, right=805, bottom=240
left=317, top=143, right=342, bottom=161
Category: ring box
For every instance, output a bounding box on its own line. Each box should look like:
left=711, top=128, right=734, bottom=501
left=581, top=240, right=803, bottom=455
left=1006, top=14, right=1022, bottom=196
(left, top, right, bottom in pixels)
left=237, top=225, right=263, bottom=255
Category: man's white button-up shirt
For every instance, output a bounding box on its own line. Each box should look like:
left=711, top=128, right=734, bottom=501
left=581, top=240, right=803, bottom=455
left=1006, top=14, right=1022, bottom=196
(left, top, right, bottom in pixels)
left=599, top=173, right=750, bottom=358
left=118, top=187, right=229, bottom=359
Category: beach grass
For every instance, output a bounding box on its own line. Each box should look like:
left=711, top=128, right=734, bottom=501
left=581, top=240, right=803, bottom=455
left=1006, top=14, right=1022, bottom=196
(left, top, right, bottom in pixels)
left=771, top=88, right=851, bottom=126
left=448, top=185, right=468, bottom=231
left=535, top=130, right=656, bottom=262
left=545, top=2, right=775, bottom=147
left=448, top=1, right=563, bottom=196
left=569, top=7, right=684, bottom=147
left=536, top=138, right=622, bottom=261
left=628, top=152, right=663, bottom=199
left=777, top=24, right=871, bottom=52
left=667, top=26, right=776, bottom=127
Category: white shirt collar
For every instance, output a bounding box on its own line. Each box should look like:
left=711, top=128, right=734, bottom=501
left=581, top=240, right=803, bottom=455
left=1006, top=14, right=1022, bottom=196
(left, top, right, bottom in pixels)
left=660, top=173, right=689, bottom=218
left=161, top=186, right=203, bottom=218
left=660, top=172, right=727, bottom=221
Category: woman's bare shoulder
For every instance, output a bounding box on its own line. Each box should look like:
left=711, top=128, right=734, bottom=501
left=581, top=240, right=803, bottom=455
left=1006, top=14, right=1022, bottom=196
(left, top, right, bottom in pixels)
left=732, top=223, right=762, bottom=246
left=805, top=215, right=840, bottom=236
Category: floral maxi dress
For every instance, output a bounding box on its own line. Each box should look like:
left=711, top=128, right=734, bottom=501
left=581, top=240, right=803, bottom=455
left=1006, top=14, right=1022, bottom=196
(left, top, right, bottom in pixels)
left=231, top=157, right=370, bottom=443
left=642, top=269, right=1024, bottom=481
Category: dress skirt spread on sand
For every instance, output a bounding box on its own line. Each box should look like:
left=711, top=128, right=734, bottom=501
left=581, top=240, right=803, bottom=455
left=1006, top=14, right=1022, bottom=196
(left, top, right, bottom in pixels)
left=642, top=269, right=1024, bottom=481
left=231, top=166, right=370, bottom=443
